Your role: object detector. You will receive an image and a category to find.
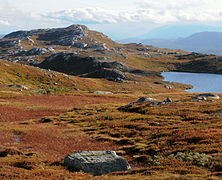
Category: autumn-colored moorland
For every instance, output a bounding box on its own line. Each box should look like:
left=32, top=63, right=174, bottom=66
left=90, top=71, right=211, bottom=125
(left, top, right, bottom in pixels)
left=1, top=25, right=222, bottom=179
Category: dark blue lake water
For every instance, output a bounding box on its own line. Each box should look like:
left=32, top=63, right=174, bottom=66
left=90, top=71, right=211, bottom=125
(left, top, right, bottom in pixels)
left=162, top=72, right=222, bottom=93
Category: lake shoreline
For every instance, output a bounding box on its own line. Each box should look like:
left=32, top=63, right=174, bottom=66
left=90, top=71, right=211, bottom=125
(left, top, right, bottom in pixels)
left=162, top=72, right=222, bottom=93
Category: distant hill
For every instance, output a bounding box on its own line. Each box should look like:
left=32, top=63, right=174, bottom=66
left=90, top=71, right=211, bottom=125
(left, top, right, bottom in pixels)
left=121, top=32, right=222, bottom=55
left=139, top=24, right=222, bottom=39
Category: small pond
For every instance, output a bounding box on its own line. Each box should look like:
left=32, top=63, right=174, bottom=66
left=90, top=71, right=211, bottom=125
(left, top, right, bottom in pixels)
left=162, top=72, right=222, bottom=93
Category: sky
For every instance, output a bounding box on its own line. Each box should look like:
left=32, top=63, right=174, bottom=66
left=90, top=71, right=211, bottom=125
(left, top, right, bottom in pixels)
left=1, top=0, right=222, bottom=39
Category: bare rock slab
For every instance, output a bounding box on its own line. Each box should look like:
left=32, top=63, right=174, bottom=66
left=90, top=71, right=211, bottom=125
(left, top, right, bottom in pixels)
left=64, top=151, right=131, bottom=176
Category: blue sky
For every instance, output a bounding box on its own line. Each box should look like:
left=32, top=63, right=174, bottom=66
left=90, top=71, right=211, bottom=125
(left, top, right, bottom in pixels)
left=1, top=0, right=222, bottom=39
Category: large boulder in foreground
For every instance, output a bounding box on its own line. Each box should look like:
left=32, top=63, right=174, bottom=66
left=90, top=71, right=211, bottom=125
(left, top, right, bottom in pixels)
left=64, top=151, right=131, bottom=176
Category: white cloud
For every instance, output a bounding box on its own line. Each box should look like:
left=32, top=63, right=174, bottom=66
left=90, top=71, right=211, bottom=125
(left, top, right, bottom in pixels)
left=135, top=0, right=222, bottom=23
left=42, top=0, right=222, bottom=25
left=43, top=8, right=180, bottom=24
left=136, top=0, right=202, bottom=10
left=1, top=0, right=222, bottom=35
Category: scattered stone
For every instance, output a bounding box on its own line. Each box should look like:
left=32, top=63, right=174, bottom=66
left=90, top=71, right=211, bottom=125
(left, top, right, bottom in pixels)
left=26, top=47, right=55, bottom=55
left=86, top=68, right=127, bottom=82
left=88, top=43, right=109, bottom=51
left=91, top=91, right=113, bottom=94
left=135, top=97, right=155, bottom=103
left=73, top=42, right=87, bottom=48
left=122, top=97, right=155, bottom=108
left=197, top=93, right=220, bottom=99
left=140, top=53, right=151, bottom=57
left=114, top=47, right=122, bottom=52
left=147, top=98, right=173, bottom=107
left=0, top=39, right=22, bottom=49
left=164, top=97, right=173, bottom=103
left=137, top=47, right=150, bottom=51
left=16, top=47, right=55, bottom=56
left=7, top=84, right=29, bottom=90
left=164, top=85, right=173, bottom=89
left=64, top=151, right=131, bottom=176
left=192, top=96, right=207, bottom=102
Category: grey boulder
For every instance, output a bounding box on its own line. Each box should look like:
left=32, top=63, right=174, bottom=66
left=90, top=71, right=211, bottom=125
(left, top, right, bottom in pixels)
left=64, top=151, right=131, bottom=176
left=7, top=84, right=29, bottom=90
left=197, top=93, right=220, bottom=99
left=91, top=91, right=113, bottom=94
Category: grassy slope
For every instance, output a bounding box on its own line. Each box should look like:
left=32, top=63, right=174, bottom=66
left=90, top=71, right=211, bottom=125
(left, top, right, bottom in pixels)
left=0, top=28, right=221, bottom=179
left=1, top=56, right=216, bottom=179
left=1, top=92, right=222, bottom=179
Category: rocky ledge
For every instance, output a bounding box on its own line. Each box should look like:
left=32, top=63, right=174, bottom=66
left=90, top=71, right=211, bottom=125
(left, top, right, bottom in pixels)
left=38, top=52, right=152, bottom=82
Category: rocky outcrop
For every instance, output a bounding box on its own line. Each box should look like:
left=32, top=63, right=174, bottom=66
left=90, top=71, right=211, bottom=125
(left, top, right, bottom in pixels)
left=38, top=52, right=148, bottom=82
left=3, top=25, right=91, bottom=48
left=73, top=42, right=87, bottom=48
left=7, top=84, right=29, bottom=90
left=119, top=97, right=172, bottom=110
left=37, top=25, right=89, bottom=46
left=86, top=68, right=126, bottom=82
left=88, top=43, right=109, bottom=51
left=64, top=151, right=131, bottom=176
left=196, top=93, right=220, bottom=99
left=4, top=29, right=44, bottom=39
left=16, top=47, right=55, bottom=56
left=175, top=53, right=222, bottom=74
left=0, top=39, right=22, bottom=49
left=121, top=97, right=155, bottom=108
left=91, top=91, right=113, bottom=94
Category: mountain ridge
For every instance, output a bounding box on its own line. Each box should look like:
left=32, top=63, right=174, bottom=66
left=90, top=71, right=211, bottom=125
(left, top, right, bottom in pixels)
left=120, top=31, right=222, bottom=55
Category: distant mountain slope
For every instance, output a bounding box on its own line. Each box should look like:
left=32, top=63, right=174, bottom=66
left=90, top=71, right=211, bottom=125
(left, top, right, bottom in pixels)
left=140, top=25, right=222, bottom=39
left=175, top=32, right=222, bottom=47
left=137, top=32, right=222, bottom=55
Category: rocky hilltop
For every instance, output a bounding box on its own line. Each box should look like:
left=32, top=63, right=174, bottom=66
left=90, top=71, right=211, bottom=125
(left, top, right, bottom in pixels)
left=0, top=24, right=188, bottom=82
left=1, top=24, right=222, bottom=83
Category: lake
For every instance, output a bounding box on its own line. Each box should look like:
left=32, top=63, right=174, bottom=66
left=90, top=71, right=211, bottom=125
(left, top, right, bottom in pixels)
left=162, top=72, right=222, bottom=93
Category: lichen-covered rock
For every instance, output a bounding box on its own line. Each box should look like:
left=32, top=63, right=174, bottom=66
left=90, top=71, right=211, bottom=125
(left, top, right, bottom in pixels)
left=88, top=43, right=109, bottom=51
left=87, top=68, right=126, bottom=82
left=3, top=29, right=44, bottom=39
left=7, top=84, right=29, bottom=90
left=0, top=40, right=22, bottom=49
left=64, top=151, right=131, bottom=176
left=16, top=47, right=55, bottom=56
left=38, top=25, right=88, bottom=46
left=197, top=93, right=220, bottom=99
left=26, top=47, right=55, bottom=55
left=73, top=42, right=87, bottom=48
left=192, top=96, right=207, bottom=102
left=135, top=97, right=155, bottom=103
left=120, top=97, right=155, bottom=109
left=91, top=91, right=113, bottom=94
